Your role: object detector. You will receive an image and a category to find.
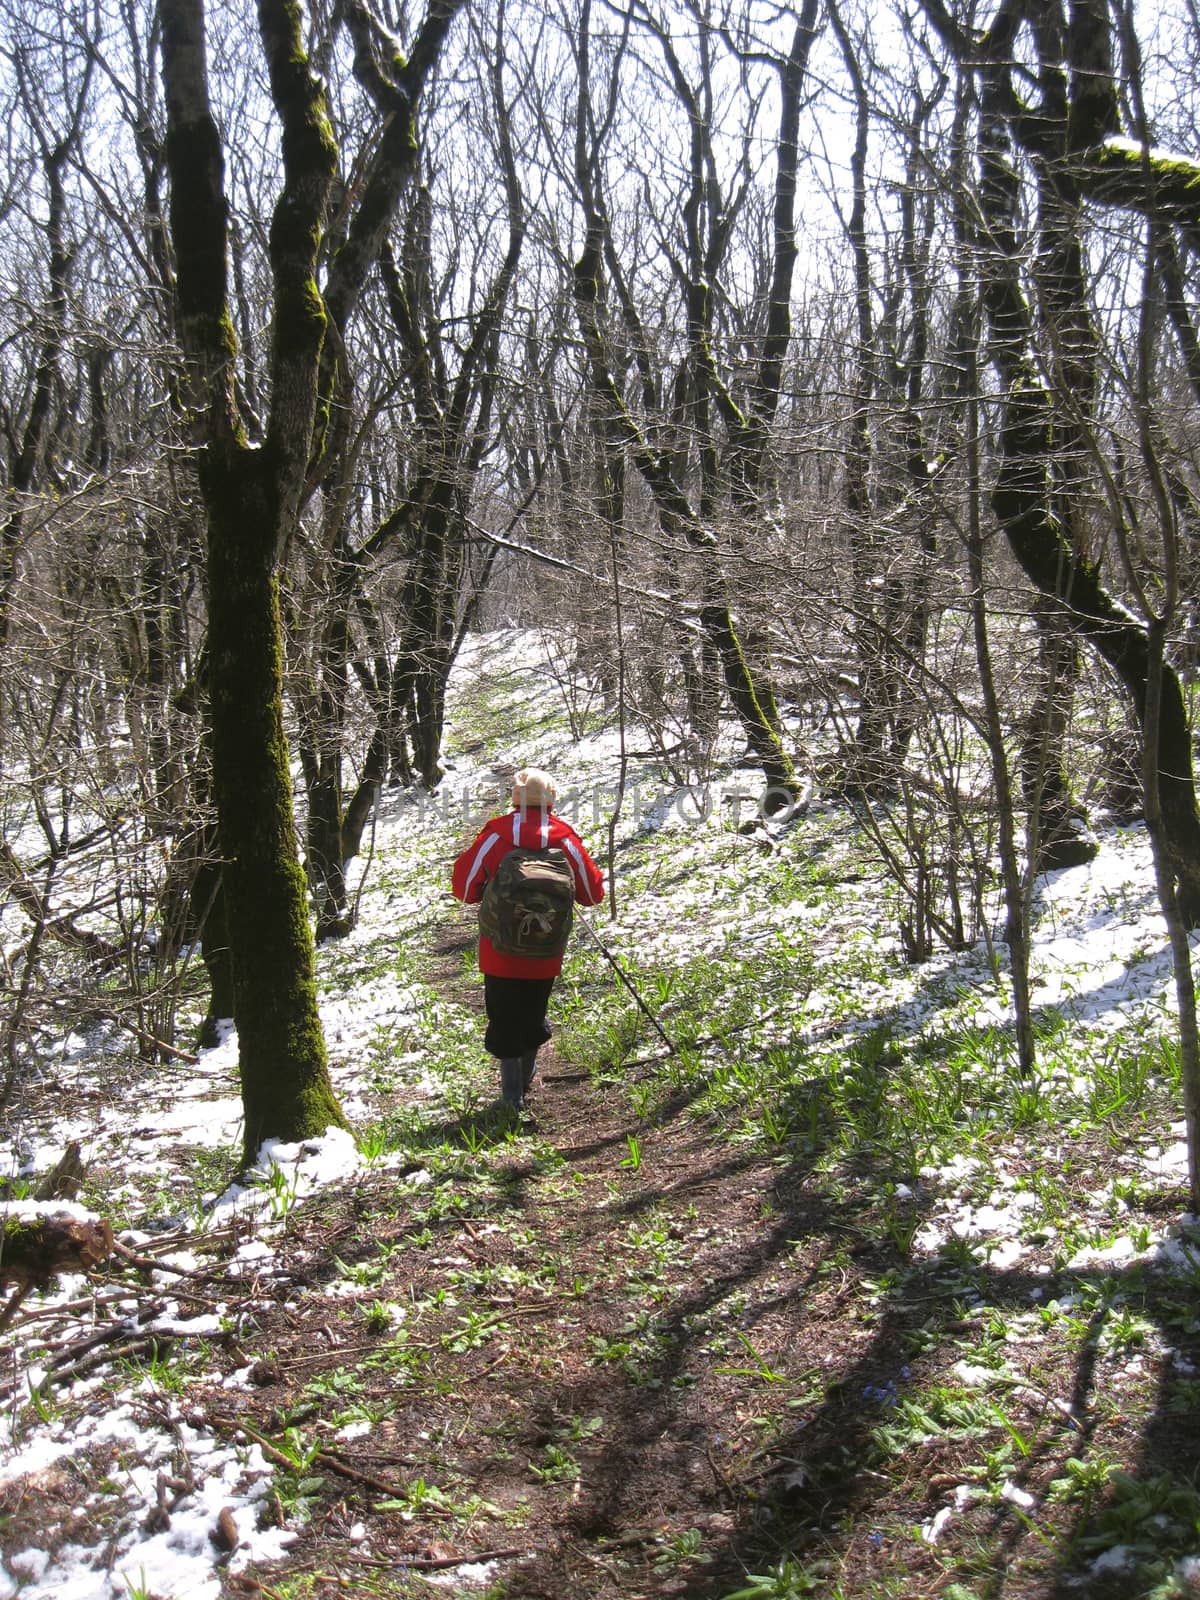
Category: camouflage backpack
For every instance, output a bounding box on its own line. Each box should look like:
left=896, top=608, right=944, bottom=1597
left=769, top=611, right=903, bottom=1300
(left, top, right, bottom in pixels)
left=479, top=847, right=575, bottom=958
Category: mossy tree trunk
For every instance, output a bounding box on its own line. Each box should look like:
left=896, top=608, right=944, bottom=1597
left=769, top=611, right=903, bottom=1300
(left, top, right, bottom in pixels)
left=163, top=0, right=463, bottom=1120
left=993, top=378, right=1200, bottom=921
left=204, top=461, right=341, bottom=1149
left=162, top=0, right=347, bottom=1161
left=1018, top=597, right=1096, bottom=873
left=921, top=0, right=1200, bottom=921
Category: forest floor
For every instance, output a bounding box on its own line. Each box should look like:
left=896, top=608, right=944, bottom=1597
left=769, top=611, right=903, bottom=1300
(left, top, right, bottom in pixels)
left=4, top=633, right=1200, bottom=1600
left=213, top=940, right=1200, bottom=1600
left=10, top=910, right=1197, bottom=1600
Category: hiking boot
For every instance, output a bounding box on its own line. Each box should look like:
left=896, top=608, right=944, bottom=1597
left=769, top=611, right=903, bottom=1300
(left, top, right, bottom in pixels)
left=499, top=1057, right=524, bottom=1109
left=521, top=1049, right=539, bottom=1093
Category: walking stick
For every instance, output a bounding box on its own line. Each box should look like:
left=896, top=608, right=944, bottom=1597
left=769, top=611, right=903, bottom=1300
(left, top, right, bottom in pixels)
left=576, top=914, right=677, bottom=1054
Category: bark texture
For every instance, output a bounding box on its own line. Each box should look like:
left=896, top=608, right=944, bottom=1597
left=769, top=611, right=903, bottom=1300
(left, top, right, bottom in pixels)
left=162, top=0, right=346, bottom=1159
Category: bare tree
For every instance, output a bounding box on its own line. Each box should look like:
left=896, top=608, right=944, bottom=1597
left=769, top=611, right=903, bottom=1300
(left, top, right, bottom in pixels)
left=284, top=0, right=526, bottom=937
left=569, top=0, right=820, bottom=804
left=826, top=0, right=952, bottom=793
left=0, top=3, right=95, bottom=661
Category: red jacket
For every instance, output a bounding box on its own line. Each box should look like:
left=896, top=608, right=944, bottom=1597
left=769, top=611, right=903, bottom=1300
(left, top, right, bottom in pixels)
left=451, top=807, right=605, bottom=977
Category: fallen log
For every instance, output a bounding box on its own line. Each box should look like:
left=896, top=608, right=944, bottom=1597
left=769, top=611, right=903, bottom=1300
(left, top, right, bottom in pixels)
left=0, top=1214, right=115, bottom=1290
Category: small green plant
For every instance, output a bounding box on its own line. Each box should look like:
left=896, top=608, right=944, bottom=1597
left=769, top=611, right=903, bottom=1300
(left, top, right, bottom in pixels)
left=362, top=1300, right=397, bottom=1334
left=443, top=1309, right=504, bottom=1353
left=988, top=1400, right=1036, bottom=1459
left=25, top=1379, right=61, bottom=1426
left=722, top=1557, right=830, bottom=1597
left=276, top=1426, right=323, bottom=1473
left=628, top=1081, right=655, bottom=1119
left=121, top=1342, right=186, bottom=1395
left=878, top=1182, right=920, bottom=1254
left=870, top=1393, right=994, bottom=1460
left=259, top=1160, right=300, bottom=1221
left=377, top=1477, right=499, bottom=1520
left=1100, top=1305, right=1154, bottom=1356
left=589, top=1333, right=633, bottom=1365
left=1047, top=1452, right=1115, bottom=1505
left=357, top=1123, right=394, bottom=1166
left=558, top=1413, right=603, bottom=1443
left=1009, top=1078, right=1049, bottom=1129
left=1077, top=1467, right=1200, bottom=1579
left=364, top=1330, right=428, bottom=1385
left=272, top=1428, right=326, bottom=1523
left=529, top=1442, right=579, bottom=1483
left=758, top=1104, right=791, bottom=1146
left=460, top=1121, right=490, bottom=1154
left=620, top=1133, right=642, bottom=1171
left=716, top=1331, right=788, bottom=1385
left=333, top=1253, right=387, bottom=1288
left=654, top=1527, right=710, bottom=1569
left=302, top=1369, right=364, bottom=1405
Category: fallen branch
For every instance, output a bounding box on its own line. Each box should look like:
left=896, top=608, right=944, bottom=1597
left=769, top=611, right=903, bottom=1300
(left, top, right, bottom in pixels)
left=111, top=1238, right=219, bottom=1277
left=206, top=1412, right=416, bottom=1501
left=341, top=1546, right=528, bottom=1572
left=42, top=1335, right=174, bottom=1390
left=0, top=1283, right=31, bottom=1335
left=9, top=1287, right=145, bottom=1329
left=109, top=1224, right=240, bottom=1261
left=44, top=1310, right=166, bottom=1372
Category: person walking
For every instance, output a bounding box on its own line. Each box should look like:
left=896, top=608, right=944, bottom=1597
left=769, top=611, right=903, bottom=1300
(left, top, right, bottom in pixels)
left=451, top=767, right=604, bottom=1110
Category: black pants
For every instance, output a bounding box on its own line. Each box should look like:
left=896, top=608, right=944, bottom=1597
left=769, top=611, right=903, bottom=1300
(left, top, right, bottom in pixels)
left=483, top=974, right=555, bottom=1060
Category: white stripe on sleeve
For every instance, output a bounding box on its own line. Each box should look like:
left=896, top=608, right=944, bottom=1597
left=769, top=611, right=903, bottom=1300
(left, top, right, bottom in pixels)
left=563, top=837, right=602, bottom=904
left=463, top=833, right=499, bottom=899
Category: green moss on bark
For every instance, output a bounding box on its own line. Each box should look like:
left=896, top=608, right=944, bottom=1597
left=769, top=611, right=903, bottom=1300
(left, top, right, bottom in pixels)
left=1083, top=142, right=1200, bottom=221
left=203, top=456, right=346, bottom=1163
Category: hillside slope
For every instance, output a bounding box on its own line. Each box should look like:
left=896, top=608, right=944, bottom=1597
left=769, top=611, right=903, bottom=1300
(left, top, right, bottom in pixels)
left=1, top=631, right=1198, bottom=1600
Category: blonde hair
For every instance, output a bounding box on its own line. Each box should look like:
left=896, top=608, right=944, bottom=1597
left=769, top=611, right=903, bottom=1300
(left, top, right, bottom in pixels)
left=512, top=767, right=557, bottom=810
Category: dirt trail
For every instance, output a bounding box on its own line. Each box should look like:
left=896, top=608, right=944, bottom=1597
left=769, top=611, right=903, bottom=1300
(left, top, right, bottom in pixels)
left=196, top=918, right=827, bottom=1599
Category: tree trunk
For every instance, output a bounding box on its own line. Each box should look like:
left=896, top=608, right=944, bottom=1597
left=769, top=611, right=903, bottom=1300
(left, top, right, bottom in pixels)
left=993, top=382, right=1200, bottom=918
left=162, top=0, right=348, bottom=1161
left=203, top=460, right=344, bottom=1155
left=572, top=236, right=798, bottom=799
left=195, top=856, right=234, bottom=1049
left=1019, top=597, right=1097, bottom=873
left=962, top=31, right=1200, bottom=920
